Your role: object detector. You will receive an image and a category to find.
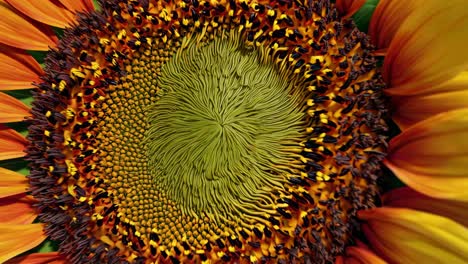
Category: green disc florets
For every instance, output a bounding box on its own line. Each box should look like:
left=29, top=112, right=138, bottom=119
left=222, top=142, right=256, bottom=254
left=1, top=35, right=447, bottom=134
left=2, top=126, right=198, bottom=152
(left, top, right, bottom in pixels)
left=146, top=30, right=306, bottom=219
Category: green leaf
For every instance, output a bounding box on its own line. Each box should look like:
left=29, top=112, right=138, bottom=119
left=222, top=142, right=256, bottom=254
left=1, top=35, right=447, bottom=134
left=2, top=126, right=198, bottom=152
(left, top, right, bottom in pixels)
left=37, top=240, right=60, bottom=253
left=4, top=89, right=34, bottom=107
left=352, top=0, right=380, bottom=33
left=27, top=51, right=47, bottom=67
left=0, top=158, right=29, bottom=176
left=6, top=122, right=28, bottom=137
left=53, top=27, right=64, bottom=39
left=93, top=0, right=102, bottom=11
left=22, top=239, right=60, bottom=255
left=7, top=123, right=28, bottom=136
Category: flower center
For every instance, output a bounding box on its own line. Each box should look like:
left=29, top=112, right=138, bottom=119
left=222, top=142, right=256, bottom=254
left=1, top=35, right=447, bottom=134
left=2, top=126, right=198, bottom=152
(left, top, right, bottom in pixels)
left=147, top=30, right=305, bottom=218
left=26, top=0, right=388, bottom=263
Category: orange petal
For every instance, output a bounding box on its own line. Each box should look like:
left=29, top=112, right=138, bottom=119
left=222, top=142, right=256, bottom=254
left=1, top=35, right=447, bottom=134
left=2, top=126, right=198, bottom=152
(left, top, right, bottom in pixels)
left=359, top=207, right=468, bottom=263
left=368, top=0, right=423, bottom=50
left=5, top=252, right=65, bottom=264
left=336, top=243, right=388, bottom=264
left=0, top=0, right=58, bottom=50
left=385, top=108, right=468, bottom=201
left=372, top=48, right=387, bottom=57
left=58, top=0, right=95, bottom=13
left=0, top=193, right=36, bottom=224
left=0, top=223, right=46, bottom=263
left=0, top=44, right=43, bottom=90
left=0, top=167, right=28, bottom=198
left=390, top=70, right=468, bottom=129
left=382, top=0, right=468, bottom=95
left=383, top=187, right=468, bottom=227
left=346, top=246, right=387, bottom=264
left=5, top=0, right=77, bottom=28
left=0, top=125, right=27, bottom=160
left=0, top=92, right=30, bottom=122
left=335, top=0, right=366, bottom=19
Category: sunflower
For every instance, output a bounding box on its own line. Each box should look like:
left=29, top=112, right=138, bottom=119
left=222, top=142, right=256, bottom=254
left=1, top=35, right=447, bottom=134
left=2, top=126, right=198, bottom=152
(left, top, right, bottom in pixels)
left=0, top=0, right=467, bottom=263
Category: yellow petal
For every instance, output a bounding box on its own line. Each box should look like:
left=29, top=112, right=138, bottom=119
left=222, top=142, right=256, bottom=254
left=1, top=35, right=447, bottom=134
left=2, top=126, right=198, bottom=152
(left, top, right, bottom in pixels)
left=5, top=252, right=65, bottom=264
left=0, top=92, right=30, bottom=122
left=58, top=0, right=95, bottom=13
left=383, top=187, right=468, bottom=228
left=359, top=208, right=468, bottom=263
left=368, top=0, right=423, bottom=50
left=0, top=194, right=36, bottom=224
left=335, top=0, right=366, bottom=19
left=5, top=0, right=76, bottom=28
left=0, top=125, right=27, bottom=160
left=385, top=108, right=468, bottom=201
left=0, top=223, right=46, bottom=263
left=383, top=0, right=468, bottom=95
left=0, top=44, right=43, bottom=90
left=0, top=0, right=58, bottom=50
left=0, top=167, right=28, bottom=198
left=391, top=71, right=468, bottom=129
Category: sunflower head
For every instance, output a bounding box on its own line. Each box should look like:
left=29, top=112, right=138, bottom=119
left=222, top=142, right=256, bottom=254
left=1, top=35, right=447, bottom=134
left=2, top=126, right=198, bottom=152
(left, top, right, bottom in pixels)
left=24, top=0, right=388, bottom=262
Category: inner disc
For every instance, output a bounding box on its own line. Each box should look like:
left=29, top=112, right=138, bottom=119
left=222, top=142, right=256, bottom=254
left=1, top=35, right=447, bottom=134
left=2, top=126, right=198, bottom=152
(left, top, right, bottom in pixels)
left=146, top=30, right=306, bottom=219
